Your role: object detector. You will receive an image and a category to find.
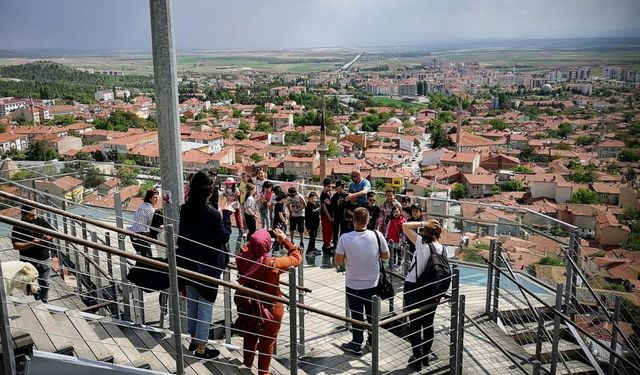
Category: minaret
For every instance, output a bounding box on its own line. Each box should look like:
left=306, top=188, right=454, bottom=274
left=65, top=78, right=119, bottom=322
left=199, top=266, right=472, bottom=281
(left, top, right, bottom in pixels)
left=29, top=96, right=38, bottom=124
left=456, top=95, right=462, bottom=152
left=318, top=95, right=328, bottom=180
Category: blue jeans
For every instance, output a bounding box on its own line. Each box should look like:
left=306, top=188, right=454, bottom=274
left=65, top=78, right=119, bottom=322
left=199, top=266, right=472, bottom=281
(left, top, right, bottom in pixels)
left=185, top=285, right=214, bottom=344
left=346, top=286, right=376, bottom=345
left=33, top=261, right=50, bottom=303
left=260, top=207, right=270, bottom=229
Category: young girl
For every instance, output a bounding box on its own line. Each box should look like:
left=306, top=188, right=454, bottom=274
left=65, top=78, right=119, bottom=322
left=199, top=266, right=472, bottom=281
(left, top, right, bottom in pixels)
left=243, top=184, right=258, bottom=240
left=386, top=206, right=407, bottom=270
left=223, top=177, right=244, bottom=237
left=304, top=192, right=321, bottom=255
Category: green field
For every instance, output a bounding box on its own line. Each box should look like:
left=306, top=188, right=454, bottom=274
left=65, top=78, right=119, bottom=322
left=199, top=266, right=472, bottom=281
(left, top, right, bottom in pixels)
left=370, top=97, right=426, bottom=108
left=176, top=55, right=338, bottom=73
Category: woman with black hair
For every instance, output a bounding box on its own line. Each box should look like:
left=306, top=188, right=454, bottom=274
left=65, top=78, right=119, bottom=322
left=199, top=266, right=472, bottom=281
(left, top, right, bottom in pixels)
left=128, top=188, right=159, bottom=258
left=176, top=170, right=232, bottom=359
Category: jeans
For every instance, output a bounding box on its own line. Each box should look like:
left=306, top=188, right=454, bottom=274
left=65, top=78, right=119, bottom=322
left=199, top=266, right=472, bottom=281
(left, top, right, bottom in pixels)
left=346, top=286, right=376, bottom=345
left=32, top=260, right=50, bottom=303
left=245, top=214, right=257, bottom=240
left=260, top=207, right=270, bottom=229
left=185, top=284, right=214, bottom=344
left=404, top=281, right=439, bottom=359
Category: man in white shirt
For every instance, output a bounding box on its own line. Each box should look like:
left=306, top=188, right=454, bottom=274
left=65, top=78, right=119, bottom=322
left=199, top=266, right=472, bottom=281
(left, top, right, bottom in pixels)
left=335, top=207, right=390, bottom=355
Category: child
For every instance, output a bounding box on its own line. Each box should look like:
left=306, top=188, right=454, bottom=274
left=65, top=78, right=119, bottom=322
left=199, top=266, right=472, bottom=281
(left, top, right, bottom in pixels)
left=286, top=186, right=307, bottom=248
left=243, top=184, right=258, bottom=240
left=401, top=196, right=412, bottom=220
left=305, top=192, right=321, bottom=256
left=271, top=193, right=288, bottom=254
left=320, top=178, right=334, bottom=252
left=386, top=206, right=407, bottom=270
left=260, top=181, right=273, bottom=229
left=223, top=177, right=244, bottom=237
left=365, top=191, right=380, bottom=230
left=330, top=180, right=348, bottom=246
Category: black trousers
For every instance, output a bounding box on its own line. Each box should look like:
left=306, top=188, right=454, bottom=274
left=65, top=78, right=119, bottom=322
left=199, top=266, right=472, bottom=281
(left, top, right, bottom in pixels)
left=306, top=226, right=318, bottom=252
left=404, top=281, right=439, bottom=359
left=244, top=214, right=257, bottom=240
left=131, top=234, right=152, bottom=258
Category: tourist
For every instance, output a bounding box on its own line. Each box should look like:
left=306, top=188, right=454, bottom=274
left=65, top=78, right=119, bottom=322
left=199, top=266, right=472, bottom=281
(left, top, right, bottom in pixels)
left=128, top=188, right=159, bottom=258
left=271, top=193, right=288, bottom=254
left=365, top=191, right=380, bottom=230
left=259, top=181, right=273, bottom=229
left=305, top=191, right=321, bottom=255
left=335, top=208, right=389, bottom=356
left=385, top=206, right=407, bottom=271
left=345, top=170, right=371, bottom=207
left=401, top=196, right=412, bottom=219
left=377, top=189, right=402, bottom=234
left=223, top=177, right=244, bottom=237
left=269, top=185, right=283, bottom=227
left=319, top=178, right=334, bottom=253
left=286, top=186, right=306, bottom=248
left=177, top=170, right=232, bottom=359
left=244, top=184, right=259, bottom=240
left=402, top=219, right=445, bottom=370
left=236, top=229, right=302, bottom=375
left=11, top=204, right=58, bottom=303
left=207, top=169, right=221, bottom=210
left=330, top=180, right=348, bottom=247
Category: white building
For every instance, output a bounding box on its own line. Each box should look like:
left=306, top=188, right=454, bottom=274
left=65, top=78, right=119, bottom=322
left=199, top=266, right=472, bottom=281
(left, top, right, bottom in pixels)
left=94, top=90, right=114, bottom=102
left=0, top=97, right=26, bottom=116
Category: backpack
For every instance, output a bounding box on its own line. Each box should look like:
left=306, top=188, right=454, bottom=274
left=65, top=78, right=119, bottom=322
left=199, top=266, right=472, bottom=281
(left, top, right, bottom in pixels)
left=411, top=242, right=451, bottom=302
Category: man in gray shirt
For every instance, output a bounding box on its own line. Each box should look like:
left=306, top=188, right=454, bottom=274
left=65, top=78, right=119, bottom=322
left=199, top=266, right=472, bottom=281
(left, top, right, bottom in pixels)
left=335, top=207, right=390, bottom=355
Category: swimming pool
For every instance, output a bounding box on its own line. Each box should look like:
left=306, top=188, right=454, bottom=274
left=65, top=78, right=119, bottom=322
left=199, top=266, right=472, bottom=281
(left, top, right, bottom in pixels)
left=456, top=264, right=552, bottom=295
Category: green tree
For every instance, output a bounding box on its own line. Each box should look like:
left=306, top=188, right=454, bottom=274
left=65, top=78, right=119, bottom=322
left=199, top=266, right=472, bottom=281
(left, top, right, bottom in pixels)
left=512, top=165, right=533, bottom=174
left=234, top=130, right=248, bottom=140
left=374, top=179, right=387, bottom=190
left=554, top=142, right=572, bottom=150
left=327, top=141, right=339, bottom=158
left=116, top=159, right=140, bottom=186
left=430, top=123, right=453, bottom=149
left=556, top=122, right=573, bottom=138
left=26, top=140, right=59, bottom=161
left=538, top=256, right=564, bottom=266
left=10, top=169, right=37, bottom=181
left=249, top=153, right=263, bottom=162
left=620, top=148, right=640, bottom=162
left=238, top=121, right=251, bottom=131
left=255, top=122, right=274, bottom=132
left=569, top=188, right=600, bottom=204
left=502, top=180, right=524, bottom=191
left=576, top=135, right=598, bottom=146
left=452, top=183, right=466, bottom=199
left=284, top=131, right=309, bottom=145
left=488, top=118, right=508, bottom=130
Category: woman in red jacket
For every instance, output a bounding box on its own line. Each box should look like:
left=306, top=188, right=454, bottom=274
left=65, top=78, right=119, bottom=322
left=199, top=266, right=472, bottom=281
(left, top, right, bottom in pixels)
left=236, top=229, right=302, bottom=375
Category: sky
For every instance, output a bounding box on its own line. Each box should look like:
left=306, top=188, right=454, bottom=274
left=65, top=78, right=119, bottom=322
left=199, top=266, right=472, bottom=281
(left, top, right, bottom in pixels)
left=1, top=0, right=640, bottom=52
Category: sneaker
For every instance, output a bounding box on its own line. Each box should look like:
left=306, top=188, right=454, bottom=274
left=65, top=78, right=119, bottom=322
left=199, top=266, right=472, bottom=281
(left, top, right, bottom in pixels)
left=340, top=342, right=363, bottom=356
left=188, top=342, right=197, bottom=352
left=194, top=348, right=220, bottom=360
left=408, top=356, right=422, bottom=371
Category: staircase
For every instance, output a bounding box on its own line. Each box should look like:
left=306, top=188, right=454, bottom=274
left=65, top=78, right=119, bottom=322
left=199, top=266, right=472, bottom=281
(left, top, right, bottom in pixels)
left=499, top=306, right=598, bottom=375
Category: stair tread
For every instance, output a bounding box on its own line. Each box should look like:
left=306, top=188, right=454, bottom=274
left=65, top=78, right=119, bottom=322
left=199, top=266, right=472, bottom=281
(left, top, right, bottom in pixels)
left=542, top=360, right=596, bottom=375
left=52, top=311, right=98, bottom=361
left=149, top=332, right=212, bottom=375
left=127, top=325, right=177, bottom=373
left=521, top=340, right=581, bottom=355
left=29, top=303, right=75, bottom=355
left=65, top=310, right=113, bottom=362
left=92, top=321, right=149, bottom=369
left=99, top=322, right=149, bottom=369
left=120, top=325, right=171, bottom=373
left=13, top=305, right=56, bottom=353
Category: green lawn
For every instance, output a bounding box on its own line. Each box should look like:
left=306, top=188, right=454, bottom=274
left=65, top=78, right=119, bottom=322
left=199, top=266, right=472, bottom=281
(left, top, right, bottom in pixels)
left=176, top=55, right=336, bottom=73
left=370, top=96, right=426, bottom=108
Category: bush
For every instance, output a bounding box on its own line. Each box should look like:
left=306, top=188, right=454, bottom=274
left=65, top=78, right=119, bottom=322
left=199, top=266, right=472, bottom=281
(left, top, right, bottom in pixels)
left=569, top=188, right=600, bottom=204
left=460, top=247, right=485, bottom=264
left=538, top=256, right=564, bottom=267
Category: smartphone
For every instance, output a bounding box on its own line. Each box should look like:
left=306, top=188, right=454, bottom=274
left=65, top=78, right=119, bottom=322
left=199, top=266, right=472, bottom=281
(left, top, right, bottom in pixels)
left=268, top=229, right=277, bottom=239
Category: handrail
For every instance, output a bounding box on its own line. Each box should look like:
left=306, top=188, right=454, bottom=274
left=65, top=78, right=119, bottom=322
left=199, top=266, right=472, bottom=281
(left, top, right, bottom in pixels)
left=0, top=189, right=309, bottom=293
left=379, top=297, right=449, bottom=326
left=487, top=258, right=640, bottom=373
left=0, top=213, right=371, bottom=330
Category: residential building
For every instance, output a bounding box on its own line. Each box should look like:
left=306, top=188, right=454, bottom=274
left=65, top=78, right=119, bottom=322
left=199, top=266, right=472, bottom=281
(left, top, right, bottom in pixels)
left=0, top=97, right=26, bottom=116
left=94, top=90, right=115, bottom=101
left=594, top=213, right=630, bottom=246
left=368, top=169, right=405, bottom=190
left=283, top=155, right=319, bottom=177
left=595, top=140, right=625, bottom=159
left=0, top=133, right=29, bottom=152
left=397, top=79, right=417, bottom=96
left=440, top=152, right=480, bottom=174
left=35, top=176, right=84, bottom=204
left=272, top=113, right=294, bottom=129
left=479, top=153, right=520, bottom=171
left=590, top=183, right=621, bottom=205
left=462, top=173, right=496, bottom=197
left=101, top=132, right=158, bottom=156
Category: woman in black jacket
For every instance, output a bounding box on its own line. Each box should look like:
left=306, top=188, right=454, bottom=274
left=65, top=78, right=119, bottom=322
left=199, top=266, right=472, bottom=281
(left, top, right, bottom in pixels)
left=177, top=170, right=232, bottom=359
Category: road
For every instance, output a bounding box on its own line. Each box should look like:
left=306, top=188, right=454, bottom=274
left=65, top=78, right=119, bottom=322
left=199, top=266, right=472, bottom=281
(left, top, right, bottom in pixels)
left=337, top=52, right=364, bottom=72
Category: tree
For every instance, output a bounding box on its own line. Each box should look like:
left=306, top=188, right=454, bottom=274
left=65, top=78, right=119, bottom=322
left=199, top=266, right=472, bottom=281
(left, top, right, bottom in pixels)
left=116, top=159, right=140, bottom=186
left=26, top=140, right=59, bottom=161
left=10, top=169, right=37, bottom=181
left=452, top=183, right=466, bottom=199
left=502, top=180, right=524, bottom=191
left=374, top=179, right=387, bottom=190
left=234, top=130, right=248, bottom=140
left=255, top=122, right=274, bottom=133
left=554, top=142, right=572, bottom=150
left=249, top=153, right=263, bottom=162
left=620, top=148, right=640, bottom=162
left=512, top=165, right=533, bottom=174
left=238, top=121, right=251, bottom=131
left=556, top=122, right=573, bottom=138
left=576, top=135, right=598, bottom=146
left=327, top=141, right=339, bottom=158
left=569, top=188, right=600, bottom=204
left=488, top=119, right=508, bottom=130
left=430, top=123, right=453, bottom=149
left=284, top=131, right=309, bottom=145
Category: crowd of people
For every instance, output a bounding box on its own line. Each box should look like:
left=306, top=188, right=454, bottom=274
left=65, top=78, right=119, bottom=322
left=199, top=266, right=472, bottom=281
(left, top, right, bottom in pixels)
left=11, top=167, right=447, bottom=375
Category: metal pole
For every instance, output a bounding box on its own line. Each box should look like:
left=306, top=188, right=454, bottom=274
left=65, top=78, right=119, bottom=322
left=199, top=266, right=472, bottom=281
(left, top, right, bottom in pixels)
left=165, top=225, right=184, bottom=375
left=297, top=263, right=306, bottom=357
left=0, top=261, right=17, bottom=375
left=570, top=231, right=579, bottom=322
left=91, top=232, right=103, bottom=307
left=345, top=292, right=351, bottom=330
left=81, top=222, right=89, bottom=281
left=456, top=295, right=466, bottom=375
left=550, top=283, right=563, bottom=375
left=71, top=221, right=82, bottom=296
left=449, top=266, right=460, bottom=375
left=105, top=233, right=120, bottom=320
left=609, top=296, right=622, bottom=375
left=288, top=267, right=298, bottom=375
left=223, top=269, right=232, bottom=345
left=115, top=192, right=132, bottom=321
left=371, top=296, right=380, bottom=375
left=149, top=0, right=185, bottom=228
left=492, top=242, right=502, bottom=322
left=564, top=232, right=576, bottom=316
left=532, top=360, right=541, bottom=375
left=485, top=239, right=495, bottom=316
left=535, top=313, right=544, bottom=363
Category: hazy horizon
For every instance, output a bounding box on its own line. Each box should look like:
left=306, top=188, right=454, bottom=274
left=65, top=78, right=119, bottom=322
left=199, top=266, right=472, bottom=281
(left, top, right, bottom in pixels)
left=1, top=0, right=640, bottom=53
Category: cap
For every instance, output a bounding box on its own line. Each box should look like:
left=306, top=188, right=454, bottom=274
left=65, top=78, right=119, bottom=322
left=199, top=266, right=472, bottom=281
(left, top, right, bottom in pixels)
left=223, top=177, right=237, bottom=185
left=411, top=204, right=423, bottom=212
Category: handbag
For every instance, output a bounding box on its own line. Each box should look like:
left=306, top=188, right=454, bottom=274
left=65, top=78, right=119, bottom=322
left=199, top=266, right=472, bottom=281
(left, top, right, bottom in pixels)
left=373, top=230, right=395, bottom=300
left=126, top=257, right=170, bottom=292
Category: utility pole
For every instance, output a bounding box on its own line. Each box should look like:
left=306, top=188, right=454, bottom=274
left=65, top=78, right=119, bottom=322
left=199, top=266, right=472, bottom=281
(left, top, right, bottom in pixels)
left=149, top=0, right=184, bottom=227
left=318, top=94, right=328, bottom=180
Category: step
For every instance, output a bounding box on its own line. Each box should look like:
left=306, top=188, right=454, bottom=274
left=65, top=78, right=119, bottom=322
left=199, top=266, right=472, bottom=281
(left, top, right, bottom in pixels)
left=148, top=331, right=213, bottom=375
left=521, top=340, right=583, bottom=362
left=91, top=321, right=150, bottom=369
left=508, top=323, right=572, bottom=345
left=99, top=322, right=150, bottom=369
left=64, top=310, right=114, bottom=363
left=542, top=360, right=597, bottom=375
left=120, top=325, right=171, bottom=373
left=13, top=305, right=57, bottom=354
left=124, top=325, right=177, bottom=373
left=52, top=310, right=99, bottom=361
left=29, top=303, right=75, bottom=355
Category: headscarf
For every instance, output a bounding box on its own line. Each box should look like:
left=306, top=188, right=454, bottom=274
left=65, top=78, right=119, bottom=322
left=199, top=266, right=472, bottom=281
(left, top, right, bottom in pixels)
left=236, top=230, right=272, bottom=284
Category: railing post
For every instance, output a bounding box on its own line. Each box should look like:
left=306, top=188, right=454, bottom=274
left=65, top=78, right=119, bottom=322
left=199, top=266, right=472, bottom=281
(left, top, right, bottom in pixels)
left=455, top=295, right=466, bottom=375
left=223, top=269, right=232, bottom=345
left=288, top=267, right=298, bottom=375
left=165, top=225, right=184, bottom=375
left=345, top=292, right=351, bottom=330
left=297, top=263, right=306, bottom=357
left=492, top=242, right=502, bottom=322
left=609, top=296, right=622, bottom=375
left=115, top=192, right=132, bottom=321
left=371, top=295, right=380, bottom=375
left=0, top=260, right=18, bottom=375
left=81, top=221, right=89, bottom=276
left=71, top=221, right=82, bottom=296
left=535, top=313, right=544, bottom=364
left=532, top=360, right=541, bottom=375
left=449, top=266, right=460, bottom=375
left=91, top=232, right=103, bottom=307
left=105, top=233, right=120, bottom=320
left=564, top=232, right=576, bottom=317
left=550, top=283, right=563, bottom=375
left=485, top=240, right=495, bottom=317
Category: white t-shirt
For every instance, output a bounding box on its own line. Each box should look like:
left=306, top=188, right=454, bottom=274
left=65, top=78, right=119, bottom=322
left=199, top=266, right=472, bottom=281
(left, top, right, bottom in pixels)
left=336, top=230, right=390, bottom=290
left=405, top=239, right=445, bottom=283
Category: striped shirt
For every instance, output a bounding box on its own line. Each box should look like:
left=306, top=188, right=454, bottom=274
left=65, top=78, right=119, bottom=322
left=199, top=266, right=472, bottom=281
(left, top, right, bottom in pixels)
left=129, top=202, right=155, bottom=233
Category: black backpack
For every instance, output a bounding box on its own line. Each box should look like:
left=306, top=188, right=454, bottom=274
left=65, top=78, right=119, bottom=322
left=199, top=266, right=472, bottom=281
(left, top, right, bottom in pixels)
left=412, top=242, right=452, bottom=301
